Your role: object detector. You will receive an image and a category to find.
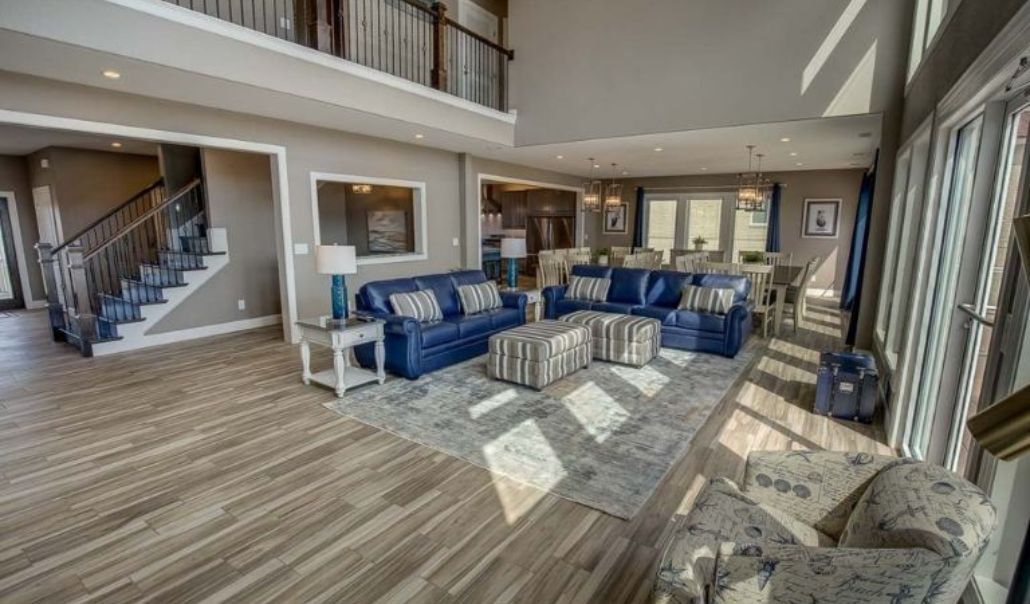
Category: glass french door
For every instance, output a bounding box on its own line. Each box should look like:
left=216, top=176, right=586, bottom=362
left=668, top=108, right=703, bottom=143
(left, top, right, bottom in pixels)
left=643, top=193, right=732, bottom=264
left=0, top=197, right=24, bottom=311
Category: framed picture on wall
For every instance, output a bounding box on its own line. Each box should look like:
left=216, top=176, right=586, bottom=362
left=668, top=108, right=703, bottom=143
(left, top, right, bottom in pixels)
left=802, top=198, right=841, bottom=239
left=603, top=203, right=628, bottom=234
left=367, top=210, right=408, bottom=252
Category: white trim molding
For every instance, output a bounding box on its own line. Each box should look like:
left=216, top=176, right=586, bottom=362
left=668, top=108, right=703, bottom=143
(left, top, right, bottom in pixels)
left=309, top=172, right=429, bottom=266
left=92, top=314, right=282, bottom=356
left=0, top=190, right=44, bottom=309
left=0, top=108, right=298, bottom=343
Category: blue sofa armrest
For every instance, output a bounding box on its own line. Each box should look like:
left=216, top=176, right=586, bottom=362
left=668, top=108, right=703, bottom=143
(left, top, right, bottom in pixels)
left=541, top=285, right=568, bottom=320
left=353, top=313, right=424, bottom=379
left=500, top=291, right=528, bottom=315
left=724, top=302, right=752, bottom=356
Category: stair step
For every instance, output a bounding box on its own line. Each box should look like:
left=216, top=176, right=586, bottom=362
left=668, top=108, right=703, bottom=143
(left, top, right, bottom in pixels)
left=140, top=264, right=185, bottom=287
left=119, top=279, right=166, bottom=304
left=96, top=316, right=121, bottom=339
left=179, top=235, right=211, bottom=254
left=98, top=294, right=142, bottom=323
left=158, top=250, right=207, bottom=270
left=60, top=328, right=123, bottom=347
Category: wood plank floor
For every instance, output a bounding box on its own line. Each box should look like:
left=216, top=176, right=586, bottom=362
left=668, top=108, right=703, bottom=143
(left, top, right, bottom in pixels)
left=0, top=300, right=891, bottom=603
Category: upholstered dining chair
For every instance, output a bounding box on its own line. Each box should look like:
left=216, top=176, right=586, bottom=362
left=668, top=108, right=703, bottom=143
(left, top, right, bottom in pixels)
left=741, top=263, right=775, bottom=337
left=564, top=251, right=592, bottom=280
left=652, top=450, right=997, bottom=604
left=536, top=255, right=565, bottom=289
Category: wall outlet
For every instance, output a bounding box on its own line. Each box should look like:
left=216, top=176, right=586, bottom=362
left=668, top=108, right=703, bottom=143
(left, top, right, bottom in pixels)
left=452, top=237, right=460, bottom=247
left=238, top=299, right=246, bottom=311
left=293, top=243, right=309, bottom=255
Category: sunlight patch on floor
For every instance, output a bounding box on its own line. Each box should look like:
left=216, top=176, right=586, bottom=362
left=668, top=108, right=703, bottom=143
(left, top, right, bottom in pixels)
left=483, top=419, right=564, bottom=524
left=468, top=388, right=519, bottom=419
left=658, top=348, right=698, bottom=368
left=609, top=363, right=670, bottom=397
left=562, top=381, right=629, bottom=444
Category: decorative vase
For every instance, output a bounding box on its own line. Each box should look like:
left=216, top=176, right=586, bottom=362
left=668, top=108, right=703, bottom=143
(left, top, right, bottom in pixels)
left=331, top=275, right=348, bottom=320
left=694, top=242, right=704, bottom=251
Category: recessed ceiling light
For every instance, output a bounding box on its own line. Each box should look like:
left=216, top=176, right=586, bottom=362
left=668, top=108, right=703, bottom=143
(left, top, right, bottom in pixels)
left=796, top=162, right=804, bottom=166
left=700, top=167, right=708, bottom=171
left=593, top=163, right=600, bottom=168
left=621, top=170, right=629, bottom=175
left=110, top=142, right=123, bottom=148
left=653, top=147, right=664, bottom=152
left=102, top=70, right=121, bottom=80
left=789, top=152, right=798, bottom=157
left=780, top=137, right=791, bottom=143
left=556, top=155, right=564, bottom=159
left=414, top=133, right=425, bottom=139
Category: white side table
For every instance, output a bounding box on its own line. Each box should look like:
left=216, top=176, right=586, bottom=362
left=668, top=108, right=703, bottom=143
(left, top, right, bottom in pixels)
left=502, top=287, right=542, bottom=322
left=295, top=317, right=385, bottom=397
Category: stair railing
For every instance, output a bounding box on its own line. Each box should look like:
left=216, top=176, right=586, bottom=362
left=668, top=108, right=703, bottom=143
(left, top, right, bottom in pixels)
left=38, top=179, right=205, bottom=354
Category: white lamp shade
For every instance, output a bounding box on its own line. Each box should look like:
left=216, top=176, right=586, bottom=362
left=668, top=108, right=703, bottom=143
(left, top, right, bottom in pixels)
left=500, top=238, right=527, bottom=258
left=315, top=245, right=357, bottom=275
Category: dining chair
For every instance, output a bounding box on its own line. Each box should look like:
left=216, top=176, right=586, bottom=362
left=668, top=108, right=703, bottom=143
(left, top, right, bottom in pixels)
left=536, top=256, right=566, bottom=289
left=696, top=261, right=742, bottom=275
left=564, top=251, right=592, bottom=281
left=784, top=257, right=820, bottom=332
left=765, top=251, right=793, bottom=268
left=741, top=263, right=775, bottom=337
left=620, top=253, right=645, bottom=268
left=610, top=246, right=631, bottom=267
left=674, top=252, right=709, bottom=273
left=706, top=250, right=726, bottom=263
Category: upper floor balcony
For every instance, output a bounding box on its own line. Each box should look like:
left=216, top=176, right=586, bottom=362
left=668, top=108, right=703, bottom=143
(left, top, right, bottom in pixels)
left=163, top=0, right=513, bottom=112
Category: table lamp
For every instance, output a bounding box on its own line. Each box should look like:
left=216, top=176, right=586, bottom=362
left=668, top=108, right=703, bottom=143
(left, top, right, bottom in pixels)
left=500, top=238, right=526, bottom=289
left=315, top=245, right=357, bottom=320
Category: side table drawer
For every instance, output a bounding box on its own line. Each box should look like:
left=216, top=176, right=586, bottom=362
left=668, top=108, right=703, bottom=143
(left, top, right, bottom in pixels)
left=333, top=322, right=382, bottom=347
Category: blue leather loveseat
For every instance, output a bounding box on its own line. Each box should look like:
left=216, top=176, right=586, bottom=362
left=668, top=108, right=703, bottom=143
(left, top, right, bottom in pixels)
left=353, top=270, right=527, bottom=379
left=542, top=265, right=752, bottom=357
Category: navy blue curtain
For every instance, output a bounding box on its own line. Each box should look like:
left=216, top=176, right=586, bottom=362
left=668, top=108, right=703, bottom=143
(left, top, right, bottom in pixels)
left=843, top=150, right=879, bottom=345
left=765, top=184, right=782, bottom=252
left=632, top=187, right=645, bottom=248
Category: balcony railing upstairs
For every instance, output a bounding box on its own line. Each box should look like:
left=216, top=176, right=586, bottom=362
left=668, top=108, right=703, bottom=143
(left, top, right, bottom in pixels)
left=162, top=0, right=514, bottom=112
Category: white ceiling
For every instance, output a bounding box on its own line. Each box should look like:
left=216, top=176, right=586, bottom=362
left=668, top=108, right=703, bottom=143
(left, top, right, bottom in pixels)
left=0, top=123, right=159, bottom=157
left=485, top=113, right=882, bottom=178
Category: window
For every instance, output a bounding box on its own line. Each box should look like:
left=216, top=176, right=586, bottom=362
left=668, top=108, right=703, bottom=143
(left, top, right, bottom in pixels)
left=312, top=174, right=427, bottom=264
left=732, top=208, right=768, bottom=259
left=686, top=198, right=722, bottom=252
left=907, top=0, right=950, bottom=81
left=645, top=199, right=678, bottom=263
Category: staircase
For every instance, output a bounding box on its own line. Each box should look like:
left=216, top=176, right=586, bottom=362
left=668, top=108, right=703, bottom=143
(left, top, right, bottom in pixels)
left=39, top=178, right=229, bottom=356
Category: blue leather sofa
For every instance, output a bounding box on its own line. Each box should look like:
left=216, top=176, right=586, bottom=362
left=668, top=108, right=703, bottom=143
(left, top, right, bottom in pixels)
left=542, top=265, right=752, bottom=357
left=353, top=270, right=527, bottom=379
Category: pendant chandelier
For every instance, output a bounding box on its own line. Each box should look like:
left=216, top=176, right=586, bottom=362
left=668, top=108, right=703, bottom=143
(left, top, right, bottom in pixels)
left=351, top=184, right=373, bottom=194
left=583, top=158, right=602, bottom=212
left=604, top=163, right=623, bottom=211
left=736, top=145, right=772, bottom=212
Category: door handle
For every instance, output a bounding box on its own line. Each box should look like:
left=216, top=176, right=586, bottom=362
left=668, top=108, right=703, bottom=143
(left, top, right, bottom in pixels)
left=957, top=303, right=995, bottom=328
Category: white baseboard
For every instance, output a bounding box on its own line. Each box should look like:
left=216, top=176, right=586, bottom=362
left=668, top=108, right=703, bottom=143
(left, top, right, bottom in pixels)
left=808, top=288, right=840, bottom=298
left=92, top=314, right=282, bottom=356
left=24, top=298, right=47, bottom=310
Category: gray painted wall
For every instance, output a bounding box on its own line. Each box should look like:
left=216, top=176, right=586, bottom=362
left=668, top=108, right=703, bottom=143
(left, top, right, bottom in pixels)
left=585, top=169, right=866, bottom=294
left=150, top=149, right=281, bottom=333
left=507, top=0, right=913, bottom=145
left=0, top=154, right=43, bottom=302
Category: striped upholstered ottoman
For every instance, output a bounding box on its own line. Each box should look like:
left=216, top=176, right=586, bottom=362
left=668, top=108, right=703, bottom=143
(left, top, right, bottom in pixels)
left=558, top=311, right=661, bottom=367
left=487, top=321, right=592, bottom=390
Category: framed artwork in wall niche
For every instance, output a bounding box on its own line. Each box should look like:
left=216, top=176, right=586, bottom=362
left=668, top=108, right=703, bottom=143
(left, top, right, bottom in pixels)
left=802, top=198, right=841, bottom=238
left=367, top=210, right=408, bottom=252
left=603, top=203, right=628, bottom=234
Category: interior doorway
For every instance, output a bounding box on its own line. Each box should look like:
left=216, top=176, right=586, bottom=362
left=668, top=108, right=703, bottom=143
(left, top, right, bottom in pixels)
left=0, top=196, right=24, bottom=310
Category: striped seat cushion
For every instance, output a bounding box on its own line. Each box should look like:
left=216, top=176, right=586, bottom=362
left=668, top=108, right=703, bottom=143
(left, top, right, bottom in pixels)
left=559, top=310, right=660, bottom=342
left=678, top=285, right=736, bottom=315
left=566, top=276, right=611, bottom=302
left=457, top=281, right=503, bottom=315
left=488, top=321, right=591, bottom=361
left=389, top=289, right=443, bottom=322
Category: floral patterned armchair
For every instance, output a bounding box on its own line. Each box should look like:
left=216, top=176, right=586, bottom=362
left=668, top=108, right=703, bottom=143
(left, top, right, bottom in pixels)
left=652, top=451, right=997, bottom=604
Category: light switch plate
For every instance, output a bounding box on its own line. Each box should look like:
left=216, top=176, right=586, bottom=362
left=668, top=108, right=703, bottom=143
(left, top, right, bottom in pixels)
left=294, top=243, right=309, bottom=255
left=452, top=237, right=460, bottom=247
left=238, top=299, right=246, bottom=310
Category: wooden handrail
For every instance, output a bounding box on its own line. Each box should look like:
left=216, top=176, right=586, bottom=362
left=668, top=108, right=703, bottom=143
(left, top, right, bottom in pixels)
left=83, top=179, right=202, bottom=261
left=442, top=18, right=513, bottom=58
left=53, top=178, right=165, bottom=254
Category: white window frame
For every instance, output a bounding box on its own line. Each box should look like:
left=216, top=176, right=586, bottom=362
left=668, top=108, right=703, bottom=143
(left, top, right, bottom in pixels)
left=310, top=172, right=429, bottom=266
left=906, top=0, right=961, bottom=85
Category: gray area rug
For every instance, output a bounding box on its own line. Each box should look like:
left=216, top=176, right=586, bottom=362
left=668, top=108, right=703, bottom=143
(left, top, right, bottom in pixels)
left=325, top=345, right=756, bottom=519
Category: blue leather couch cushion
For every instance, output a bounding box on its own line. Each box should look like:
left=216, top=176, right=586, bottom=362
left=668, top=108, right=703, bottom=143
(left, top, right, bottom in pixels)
left=607, top=268, right=650, bottom=305
left=360, top=278, right=418, bottom=314
left=556, top=299, right=594, bottom=315
left=692, top=273, right=750, bottom=304
left=671, top=309, right=725, bottom=332
left=632, top=305, right=676, bottom=324
left=594, top=302, right=639, bottom=314
left=414, top=273, right=462, bottom=317
left=446, top=313, right=493, bottom=339
left=488, top=307, right=522, bottom=330
left=571, top=265, right=612, bottom=279
left=450, top=270, right=490, bottom=287
left=421, top=321, right=460, bottom=348
left=646, top=270, right=693, bottom=308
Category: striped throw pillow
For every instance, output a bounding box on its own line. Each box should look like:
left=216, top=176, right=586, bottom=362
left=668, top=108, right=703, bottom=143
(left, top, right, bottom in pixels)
left=678, top=285, right=736, bottom=315
left=457, top=281, right=502, bottom=315
left=389, top=289, right=443, bottom=322
left=567, top=276, right=611, bottom=302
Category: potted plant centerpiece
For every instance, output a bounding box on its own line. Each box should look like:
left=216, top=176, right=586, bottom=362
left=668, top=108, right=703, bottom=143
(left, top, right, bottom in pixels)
left=693, top=236, right=707, bottom=251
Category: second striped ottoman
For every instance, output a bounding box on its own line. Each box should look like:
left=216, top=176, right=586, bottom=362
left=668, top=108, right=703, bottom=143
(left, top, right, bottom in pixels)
left=487, top=321, right=592, bottom=390
left=558, top=311, right=661, bottom=367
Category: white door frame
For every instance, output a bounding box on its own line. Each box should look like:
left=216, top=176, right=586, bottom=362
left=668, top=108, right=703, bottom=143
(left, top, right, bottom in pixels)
left=0, top=190, right=43, bottom=308
left=0, top=109, right=298, bottom=343
left=475, top=173, right=584, bottom=270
